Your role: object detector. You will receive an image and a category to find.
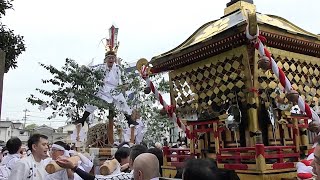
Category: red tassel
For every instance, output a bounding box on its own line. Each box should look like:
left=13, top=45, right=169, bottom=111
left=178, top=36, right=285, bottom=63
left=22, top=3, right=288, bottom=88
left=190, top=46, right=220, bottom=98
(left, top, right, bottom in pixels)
left=297, top=173, right=313, bottom=179
left=301, top=159, right=313, bottom=166
left=258, top=35, right=267, bottom=43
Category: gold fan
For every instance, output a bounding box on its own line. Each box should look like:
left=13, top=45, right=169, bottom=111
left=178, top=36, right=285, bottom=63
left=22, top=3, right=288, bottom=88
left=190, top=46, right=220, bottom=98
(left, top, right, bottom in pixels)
left=136, top=58, right=149, bottom=71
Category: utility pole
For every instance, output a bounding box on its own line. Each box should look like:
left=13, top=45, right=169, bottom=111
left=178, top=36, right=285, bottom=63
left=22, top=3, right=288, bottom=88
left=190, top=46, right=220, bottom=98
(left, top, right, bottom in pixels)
left=23, top=109, right=29, bottom=129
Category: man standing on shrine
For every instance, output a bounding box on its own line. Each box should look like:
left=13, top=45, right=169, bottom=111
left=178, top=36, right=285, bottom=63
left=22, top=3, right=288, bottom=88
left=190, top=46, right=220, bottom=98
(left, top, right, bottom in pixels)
left=76, top=26, right=137, bottom=127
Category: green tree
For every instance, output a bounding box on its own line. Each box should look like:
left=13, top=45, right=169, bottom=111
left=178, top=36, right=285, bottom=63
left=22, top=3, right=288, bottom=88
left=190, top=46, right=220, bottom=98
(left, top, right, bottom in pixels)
left=27, top=58, right=107, bottom=122
left=25, top=123, right=38, bottom=130
left=0, top=0, right=26, bottom=73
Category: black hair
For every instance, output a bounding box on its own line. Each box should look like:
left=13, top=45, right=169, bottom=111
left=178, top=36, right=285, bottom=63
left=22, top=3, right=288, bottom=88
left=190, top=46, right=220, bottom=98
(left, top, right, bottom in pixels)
left=147, top=148, right=163, bottom=176
left=27, top=134, right=48, bottom=152
left=1, top=146, right=7, bottom=153
left=115, top=147, right=130, bottom=164
left=6, top=137, right=22, bottom=154
left=217, top=169, right=240, bottom=180
left=105, top=51, right=116, bottom=57
left=117, top=142, right=130, bottom=148
left=140, top=141, right=148, bottom=149
left=53, top=141, right=70, bottom=150
left=130, top=144, right=148, bottom=162
left=183, top=158, right=219, bottom=180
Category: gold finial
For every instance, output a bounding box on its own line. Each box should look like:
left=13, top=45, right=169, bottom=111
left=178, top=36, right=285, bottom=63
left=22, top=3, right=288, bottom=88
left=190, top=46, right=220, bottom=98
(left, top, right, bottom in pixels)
left=224, top=0, right=256, bottom=15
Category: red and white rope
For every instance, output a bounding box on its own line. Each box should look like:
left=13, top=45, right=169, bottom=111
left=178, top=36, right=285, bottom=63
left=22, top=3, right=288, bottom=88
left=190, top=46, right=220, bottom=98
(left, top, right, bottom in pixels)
left=246, top=26, right=320, bottom=123
left=140, top=65, right=192, bottom=138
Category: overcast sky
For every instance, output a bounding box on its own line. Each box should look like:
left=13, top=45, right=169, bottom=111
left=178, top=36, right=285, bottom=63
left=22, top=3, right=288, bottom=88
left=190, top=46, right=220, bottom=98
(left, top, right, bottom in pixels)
left=1, top=0, right=319, bottom=128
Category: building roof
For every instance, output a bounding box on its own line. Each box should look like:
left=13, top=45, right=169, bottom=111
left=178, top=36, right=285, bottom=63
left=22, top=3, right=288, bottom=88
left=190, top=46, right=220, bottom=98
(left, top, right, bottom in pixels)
left=0, top=121, right=12, bottom=128
left=12, top=122, right=23, bottom=129
left=34, top=124, right=55, bottom=133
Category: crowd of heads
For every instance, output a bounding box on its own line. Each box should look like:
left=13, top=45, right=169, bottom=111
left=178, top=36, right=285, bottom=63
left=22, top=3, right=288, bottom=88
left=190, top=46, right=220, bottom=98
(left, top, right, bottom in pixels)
left=0, top=133, right=248, bottom=180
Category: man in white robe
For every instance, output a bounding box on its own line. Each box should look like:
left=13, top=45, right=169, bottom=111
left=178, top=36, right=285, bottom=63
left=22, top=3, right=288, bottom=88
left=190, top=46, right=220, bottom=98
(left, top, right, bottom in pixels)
left=44, top=142, right=73, bottom=180
left=0, top=137, right=22, bottom=179
left=76, top=51, right=133, bottom=127
left=9, top=134, right=49, bottom=180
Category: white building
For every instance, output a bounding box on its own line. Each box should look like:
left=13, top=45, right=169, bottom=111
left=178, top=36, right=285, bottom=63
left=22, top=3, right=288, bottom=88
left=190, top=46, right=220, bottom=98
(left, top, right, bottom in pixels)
left=0, top=121, right=30, bottom=145
left=58, top=122, right=89, bottom=144
left=0, top=121, right=13, bottom=144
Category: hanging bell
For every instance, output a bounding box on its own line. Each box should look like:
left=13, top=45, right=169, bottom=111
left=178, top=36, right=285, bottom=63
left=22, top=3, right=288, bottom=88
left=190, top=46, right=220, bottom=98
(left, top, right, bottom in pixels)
left=144, top=87, right=151, bottom=94
left=258, top=56, right=271, bottom=71
left=286, top=89, right=299, bottom=104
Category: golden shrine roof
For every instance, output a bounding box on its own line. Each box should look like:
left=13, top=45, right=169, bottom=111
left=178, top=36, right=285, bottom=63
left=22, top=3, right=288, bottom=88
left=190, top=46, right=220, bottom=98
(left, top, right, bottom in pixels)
left=150, top=6, right=320, bottom=73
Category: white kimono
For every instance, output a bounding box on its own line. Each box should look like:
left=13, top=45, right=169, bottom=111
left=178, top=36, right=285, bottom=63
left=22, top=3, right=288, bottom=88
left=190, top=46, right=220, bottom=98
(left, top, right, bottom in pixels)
left=123, top=118, right=146, bottom=144
left=8, top=154, right=46, bottom=180
left=0, top=153, right=21, bottom=179
left=85, top=63, right=132, bottom=115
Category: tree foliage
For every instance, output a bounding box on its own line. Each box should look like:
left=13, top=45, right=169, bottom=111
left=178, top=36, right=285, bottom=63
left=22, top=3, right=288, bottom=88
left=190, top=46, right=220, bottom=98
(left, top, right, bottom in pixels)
left=0, top=0, right=26, bottom=73
left=27, top=59, right=107, bottom=121
left=27, top=57, right=175, bottom=144
left=25, top=123, right=38, bottom=130
left=120, top=67, right=174, bottom=145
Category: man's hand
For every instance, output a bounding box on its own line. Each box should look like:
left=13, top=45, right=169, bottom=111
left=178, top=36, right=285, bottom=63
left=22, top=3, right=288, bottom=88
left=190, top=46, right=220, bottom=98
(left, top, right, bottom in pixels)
left=120, top=163, right=129, bottom=171
left=56, top=159, right=75, bottom=169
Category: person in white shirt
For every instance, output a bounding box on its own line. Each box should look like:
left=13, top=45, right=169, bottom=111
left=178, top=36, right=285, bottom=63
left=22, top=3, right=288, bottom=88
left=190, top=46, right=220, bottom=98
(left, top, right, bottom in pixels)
left=123, top=110, right=146, bottom=145
left=114, top=147, right=130, bottom=172
left=76, top=51, right=133, bottom=127
left=9, top=134, right=49, bottom=180
left=133, top=153, right=159, bottom=180
left=0, top=137, right=22, bottom=178
left=44, top=141, right=73, bottom=180
left=54, top=144, right=149, bottom=180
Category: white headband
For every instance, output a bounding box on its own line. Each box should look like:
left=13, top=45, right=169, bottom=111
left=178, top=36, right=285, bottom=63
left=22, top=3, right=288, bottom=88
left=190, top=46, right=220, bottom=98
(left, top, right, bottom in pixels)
left=122, top=144, right=130, bottom=148
left=51, top=144, right=71, bottom=157
left=51, top=144, right=65, bottom=151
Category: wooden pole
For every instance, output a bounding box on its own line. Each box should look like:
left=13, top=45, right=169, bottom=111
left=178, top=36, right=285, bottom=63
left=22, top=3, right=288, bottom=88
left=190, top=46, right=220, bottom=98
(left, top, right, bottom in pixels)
left=107, top=116, right=114, bottom=145
left=45, top=156, right=80, bottom=174
left=243, top=47, right=260, bottom=146
left=130, top=126, right=135, bottom=144
left=189, top=125, right=194, bottom=154
left=293, top=118, right=300, bottom=153
left=100, top=159, right=119, bottom=175
left=300, top=120, right=308, bottom=156
left=213, top=123, right=220, bottom=155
